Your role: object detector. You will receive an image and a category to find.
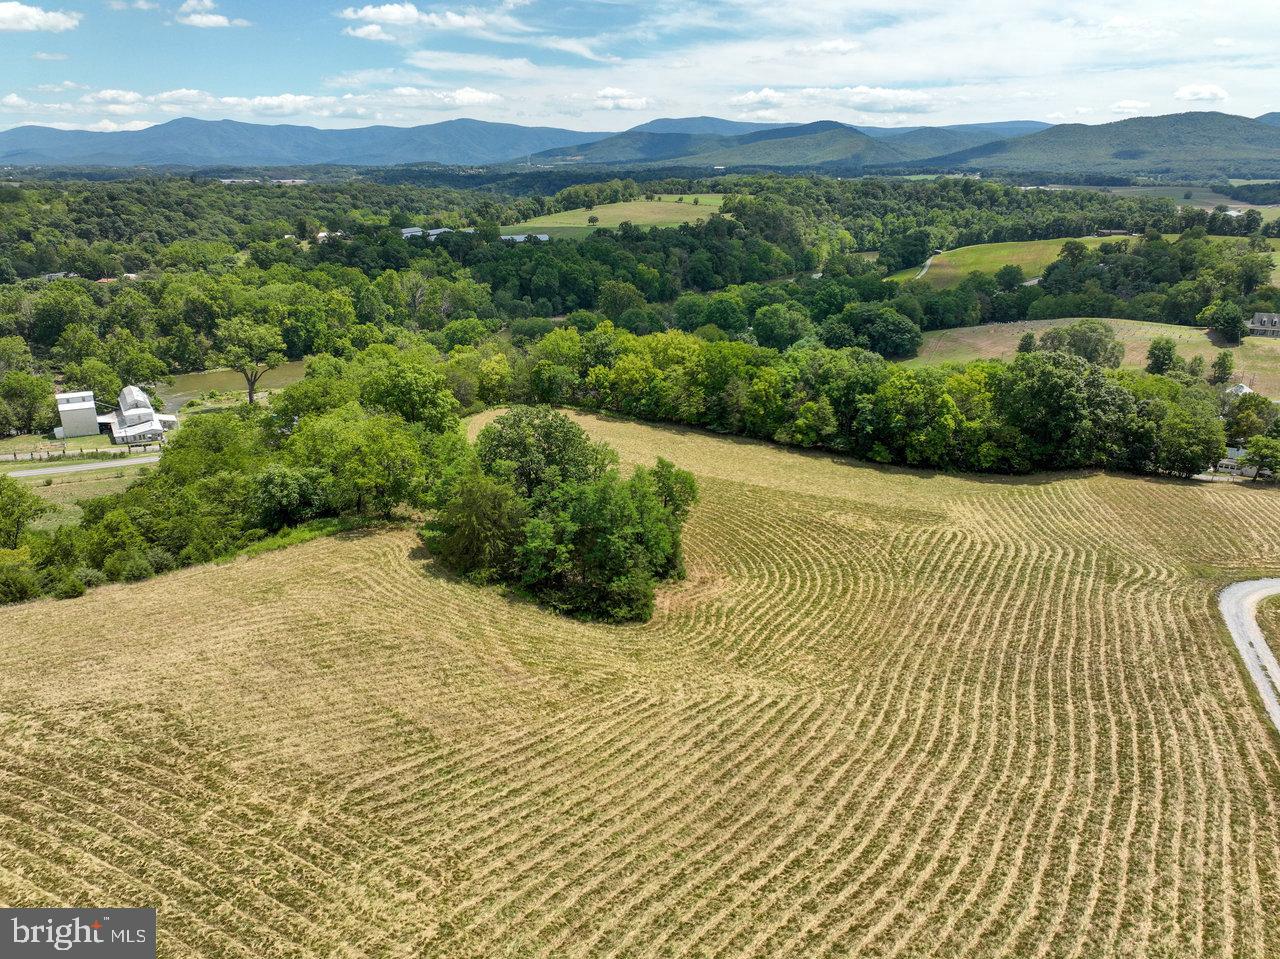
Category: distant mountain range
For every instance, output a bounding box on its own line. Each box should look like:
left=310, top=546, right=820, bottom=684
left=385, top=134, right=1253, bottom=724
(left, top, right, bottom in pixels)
left=0, top=112, right=1278, bottom=178
left=535, top=112, right=1280, bottom=179
left=921, top=112, right=1280, bottom=179
left=0, top=116, right=611, bottom=167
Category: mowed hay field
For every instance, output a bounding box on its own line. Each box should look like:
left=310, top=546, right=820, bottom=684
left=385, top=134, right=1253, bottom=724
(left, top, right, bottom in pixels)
left=908, top=317, right=1280, bottom=395
left=889, top=237, right=1280, bottom=289
left=504, top=194, right=724, bottom=238
left=888, top=237, right=1110, bottom=287
left=4, top=411, right=1280, bottom=957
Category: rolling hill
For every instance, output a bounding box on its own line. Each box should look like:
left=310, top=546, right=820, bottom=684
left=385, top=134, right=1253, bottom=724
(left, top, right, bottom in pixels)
left=927, top=111, right=1280, bottom=178
left=535, top=119, right=1054, bottom=171
left=533, top=119, right=1019, bottom=169
left=627, top=116, right=792, bottom=136
left=0, top=116, right=612, bottom=167
left=5, top=409, right=1280, bottom=956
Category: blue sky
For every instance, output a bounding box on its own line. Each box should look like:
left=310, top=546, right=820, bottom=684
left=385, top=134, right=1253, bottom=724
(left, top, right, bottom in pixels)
left=1, top=0, right=1277, bottom=131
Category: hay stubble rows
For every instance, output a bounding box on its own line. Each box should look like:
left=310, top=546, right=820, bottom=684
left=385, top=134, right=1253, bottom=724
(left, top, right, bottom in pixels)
left=2, top=412, right=1280, bottom=957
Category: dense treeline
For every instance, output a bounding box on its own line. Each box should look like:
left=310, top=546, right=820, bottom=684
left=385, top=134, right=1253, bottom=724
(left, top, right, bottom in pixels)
left=0, top=345, right=697, bottom=619
left=721, top=176, right=1189, bottom=270
left=1027, top=231, right=1279, bottom=336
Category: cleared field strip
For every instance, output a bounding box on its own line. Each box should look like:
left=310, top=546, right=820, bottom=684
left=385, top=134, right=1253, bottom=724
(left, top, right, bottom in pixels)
left=888, top=237, right=1110, bottom=287
left=907, top=316, right=1280, bottom=396
left=503, top=195, right=724, bottom=238
left=3, top=413, right=1280, bottom=957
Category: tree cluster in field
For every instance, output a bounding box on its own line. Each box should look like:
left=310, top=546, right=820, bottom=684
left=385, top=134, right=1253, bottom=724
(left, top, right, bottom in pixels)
left=1023, top=232, right=1278, bottom=338
left=430, top=406, right=697, bottom=622
left=0, top=347, right=699, bottom=619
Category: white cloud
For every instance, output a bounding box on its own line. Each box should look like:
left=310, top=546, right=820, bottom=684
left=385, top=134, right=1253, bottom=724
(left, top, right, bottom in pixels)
left=340, top=4, right=485, bottom=30
left=1, top=93, right=34, bottom=109
left=176, top=0, right=249, bottom=28
left=733, top=85, right=939, bottom=114
left=1110, top=99, right=1150, bottom=114
left=593, top=86, right=648, bottom=110
left=405, top=49, right=539, bottom=77
left=107, top=0, right=158, bottom=9
left=1174, top=83, right=1229, bottom=103
left=731, top=87, right=786, bottom=106
left=81, top=88, right=144, bottom=103
left=0, top=2, right=80, bottom=31
left=343, top=23, right=395, bottom=41
left=84, top=118, right=152, bottom=131
left=31, top=49, right=66, bottom=58
left=35, top=79, right=85, bottom=91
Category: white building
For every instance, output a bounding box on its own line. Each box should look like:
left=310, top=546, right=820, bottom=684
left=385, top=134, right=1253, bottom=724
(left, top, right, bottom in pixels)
left=54, top=390, right=99, bottom=438
left=1225, top=383, right=1255, bottom=398
left=98, top=385, right=177, bottom=444
left=400, top=227, right=424, bottom=239
left=53, top=386, right=178, bottom=444
left=500, top=233, right=550, bottom=243
left=1250, top=313, right=1280, bottom=338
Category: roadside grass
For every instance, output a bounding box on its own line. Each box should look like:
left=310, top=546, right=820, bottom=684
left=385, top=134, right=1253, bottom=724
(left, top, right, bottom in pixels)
left=905, top=316, right=1280, bottom=393
left=23, top=468, right=147, bottom=531
left=4, top=411, right=1280, bottom=956
left=1259, top=594, right=1280, bottom=646
left=504, top=194, right=724, bottom=239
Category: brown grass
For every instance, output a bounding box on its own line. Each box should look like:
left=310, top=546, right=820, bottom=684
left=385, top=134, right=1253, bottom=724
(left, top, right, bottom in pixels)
left=3, top=412, right=1280, bottom=957
left=907, top=317, right=1280, bottom=395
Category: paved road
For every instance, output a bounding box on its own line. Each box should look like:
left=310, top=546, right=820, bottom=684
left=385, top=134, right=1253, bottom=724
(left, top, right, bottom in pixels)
left=913, top=255, right=936, bottom=280
left=9, top=455, right=159, bottom=478
left=1219, top=579, right=1280, bottom=734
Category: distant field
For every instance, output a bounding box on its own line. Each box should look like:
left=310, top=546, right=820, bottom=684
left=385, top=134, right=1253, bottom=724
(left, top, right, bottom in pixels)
left=891, top=235, right=1280, bottom=289
left=907, top=316, right=1280, bottom=393
left=504, top=194, right=724, bottom=239
left=889, top=236, right=1111, bottom=287
left=4, top=410, right=1280, bottom=956
left=1107, top=185, right=1280, bottom=223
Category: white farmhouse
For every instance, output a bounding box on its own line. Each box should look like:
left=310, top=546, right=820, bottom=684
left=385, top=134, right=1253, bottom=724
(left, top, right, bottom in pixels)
left=53, top=386, right=178, bottom=444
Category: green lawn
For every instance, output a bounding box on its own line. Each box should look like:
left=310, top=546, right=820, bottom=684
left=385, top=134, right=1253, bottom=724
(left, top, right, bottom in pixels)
left=888, top=236, right=1112, bottom=287
left=504, top=194, right=724, bottom=239
left=905, top=316, right=1280, bottom=395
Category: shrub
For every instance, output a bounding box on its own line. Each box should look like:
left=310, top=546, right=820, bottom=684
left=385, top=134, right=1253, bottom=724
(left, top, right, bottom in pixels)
left=103, top=549, right=155, bottom=583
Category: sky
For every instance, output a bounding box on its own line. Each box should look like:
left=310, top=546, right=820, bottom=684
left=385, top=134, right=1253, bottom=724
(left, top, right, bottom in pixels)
left=0, top=0, right=1277, bottom=133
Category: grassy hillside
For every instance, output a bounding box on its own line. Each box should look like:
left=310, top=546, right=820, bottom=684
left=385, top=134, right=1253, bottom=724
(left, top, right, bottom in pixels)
left=890, top=235, right=1280, bottom=288
left=3, top=411, right=1280, bottom=956
left=504, top=194, right=724, bottom=238
left=888, top=236, right=1111, bottom=286
left=933, top=111, right=1280, bottom=179
left=907, top=316, right=1280, bottom=393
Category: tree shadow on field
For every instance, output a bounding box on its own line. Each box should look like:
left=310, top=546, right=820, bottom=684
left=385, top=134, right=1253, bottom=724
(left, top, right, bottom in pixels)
left=582, top=410, right=1081, bottom=490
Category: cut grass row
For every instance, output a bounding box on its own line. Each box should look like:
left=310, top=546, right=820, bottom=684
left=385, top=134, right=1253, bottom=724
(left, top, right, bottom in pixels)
left=3, top=411, right=1280, bottom=956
